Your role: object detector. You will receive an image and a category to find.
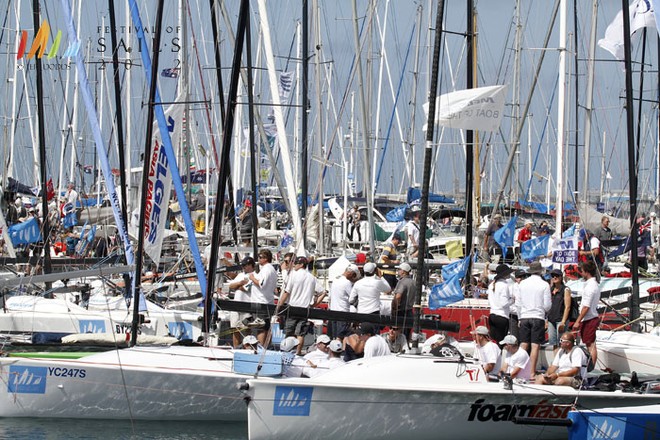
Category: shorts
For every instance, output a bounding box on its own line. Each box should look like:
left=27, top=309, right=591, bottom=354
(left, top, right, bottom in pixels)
left=519, top=318, right=545, bottom=345
left=580, top=317, right=598, bottom=345
left=230, top=312, right=250, bottom=328
left=284, top=318, right=310, bottom=337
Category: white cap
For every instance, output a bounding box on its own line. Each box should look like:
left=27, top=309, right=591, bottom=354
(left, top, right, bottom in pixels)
left=651, top=212, right=656, bottom=217
left=242, top=335, right=258, bottom=345
left=363, top=262, right=377, bottom=274
left=328, top=340, right=343, bottom=353
left=500, top=334, right=518, bottom=346
left=316, top=334, right=331, bottom=345
left=280, top=336, right=300, bottom=352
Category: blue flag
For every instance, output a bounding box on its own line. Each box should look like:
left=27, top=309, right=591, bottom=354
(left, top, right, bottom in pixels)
left=520, top=235, right=550, bottom=261
left=429, top=275, right=464, bottom=309
left=441, top=255, right=471, bottom=281
left=8, top=217, right=42, bottom=245
left=562, top=224, right=576, bottom=238
left=494, top=216, right=517, bottom=257
left=386, top=205, right=407, bottom=222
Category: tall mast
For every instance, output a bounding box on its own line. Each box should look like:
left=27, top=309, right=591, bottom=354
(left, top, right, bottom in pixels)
left=301, top=0, right=309, bottom=249
left=555, top=0, right=567, bottom=239
left=582, top=0, right=598, bottom=198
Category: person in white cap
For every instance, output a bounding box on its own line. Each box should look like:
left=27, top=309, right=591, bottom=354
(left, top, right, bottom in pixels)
left=472, top=325, right=501, bottom=375
left=499, top=335, right=531, bottom=381
left=303, top=334, right=332, bottom=364
left=348, top=262, right=391, bottom=317
left=391, top=262, right=415, bottom=329
left=328, top=264, right=360, bottom=339
left=306, top=340, right=346, bottom=378
left=280, top=336, right=307, bottom=378
left=241, top=335, right=261, bottom=352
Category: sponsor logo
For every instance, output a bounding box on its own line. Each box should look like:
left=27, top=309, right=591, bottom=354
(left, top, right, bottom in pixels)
left=168, top=322, right=193, bottom=340
left=8, top=366, right=47, bottom=394
left=588, top=417, right=626, bottom=440
left=273, top=386, right=313, bottom=416
left=79, top=319, right=107, bottom=334
left=468, top=398, right=571, bottom=422
left=467, top=97, right=495, bottom=106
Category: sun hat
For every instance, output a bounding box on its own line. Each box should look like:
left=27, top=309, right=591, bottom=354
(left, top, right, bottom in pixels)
left=527, top=261, right=544, bottom=275
left=280, top=336, right=300, bottom=353
left=493, top=264, right=514, bottom=280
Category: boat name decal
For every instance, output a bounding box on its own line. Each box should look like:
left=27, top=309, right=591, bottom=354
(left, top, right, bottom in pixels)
left=468, top=398, right=570, bottom=422
left=48, top=367, right=87, bottom=379
left=273, top=386, right=314, bottom=416
left=8, top=366, right=47, bottom=394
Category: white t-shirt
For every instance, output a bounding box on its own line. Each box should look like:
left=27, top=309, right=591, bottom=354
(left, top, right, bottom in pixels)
left=251, top=263, right=277, bottom=304
left=518, top=275, right=552, bottom=320
left=581, top=277, right=601, bottom=321
left=488, top=279, right=513, bottom=318
left=364, top=335, right=392, bottom=358
left=231, top=273, right=251, bottom=302
left=283, top=354, right=307, bottom=377
left=552, top=346, right=587, bottom=378
left=303, top=348, right=328, bottom=364
left=349, top=276, right=391, bottom=314
left=285, top=268, right=323, bottom=307
left=328, top=276, right=353, bottom=312
left=503, top=348, right=532, bottom=380
left=307, top=357, right=346, bottom=378
left=406, top=220, right=420, bottom=252
left=474, top=341, right=501, bottom=375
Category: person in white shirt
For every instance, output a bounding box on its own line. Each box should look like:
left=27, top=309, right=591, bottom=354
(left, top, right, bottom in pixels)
left=487, top=264, right=514, bottom=343
left=535, top=332, right=586, bottom=387
left=358, top=322, right=391, bottom=358
left=573, top=260, right=601, bottom=366
left=280, top=336, right=307, bottom=378
left=303, top=334, right=331, bottom=365
left=517, top=261, right=551, bottom=374
left=277, top=256, right=325, bottom=355
left=247, top=249, right=278, bottom=347
left=499, top=335, right=531, bottom=381
left=328, top=264, right=361, bottom=339
left=405, top=209, right=421, bottom=257
left=306, top=340, right=346, bottom=378
left=228, top=257, right=256, bottom=348
left=348, top=262, right=391, bottom=316
left=472, top=325, right=501, bottom=375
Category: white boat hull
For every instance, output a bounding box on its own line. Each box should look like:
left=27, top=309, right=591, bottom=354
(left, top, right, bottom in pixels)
left=0, top=345, right=247, bottom=420
left=246, top=355, right=660, bottom=440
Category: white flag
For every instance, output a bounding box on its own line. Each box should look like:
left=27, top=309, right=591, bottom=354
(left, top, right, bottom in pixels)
left=143, top=96, right=183, bottom=265
left=423, top=85, right=507, bottom=132
left=598, top=0, right=657, bottom=60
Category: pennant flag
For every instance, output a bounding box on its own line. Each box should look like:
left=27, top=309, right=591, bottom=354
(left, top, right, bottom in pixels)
left=8, top=217, right=42, bottom=245
left=562, top=223, right=577, bottom=239
left=429, top=275, right=464, bottom=309
left=494, top=216, right=517, bottom=257
left=143, top=96, right=183, bottom=265
left=46, top=178, right=55, bottom=201
left=552, top=236, right=578, bottom=264
left=599, top=0, right=657, bottom=60
left=423, top=85, right=507, bottom=132
left=520, top=234, right=550, bottom=261
left=161, top=67, right=180, bottom=78
left=441, top=255, right=471, bottom=281
left=386, top=205, right=407, bottom=222
left=445, top=239, right=464, bottom=259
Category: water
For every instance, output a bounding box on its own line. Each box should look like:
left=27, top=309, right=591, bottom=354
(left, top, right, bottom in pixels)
left=0, top=419, right=247, bottom=440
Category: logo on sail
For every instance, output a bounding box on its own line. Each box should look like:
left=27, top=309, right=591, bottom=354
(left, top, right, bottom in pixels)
left=273, top=386, right=314, bottom=416
left=8, top=366, right=47, bottom=394
left=168, top=322, right=193, bottom=341
left=78, top=319, right=107, bottom=334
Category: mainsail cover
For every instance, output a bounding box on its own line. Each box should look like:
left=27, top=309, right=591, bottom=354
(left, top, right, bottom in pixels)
left=143, top=98, right=182, bottom=265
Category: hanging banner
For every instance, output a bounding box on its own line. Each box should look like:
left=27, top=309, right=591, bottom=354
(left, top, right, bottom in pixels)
left=423, top=85, right=507, bottom=132
left=552, top=236, right=578, bottom=264
left=8, top=217, right=42, bottom=246
left=144, top=99, right=183, bottom=265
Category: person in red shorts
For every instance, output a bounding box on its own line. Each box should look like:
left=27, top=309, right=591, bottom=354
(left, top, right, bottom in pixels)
left=573, top=260, right=600, bottom=366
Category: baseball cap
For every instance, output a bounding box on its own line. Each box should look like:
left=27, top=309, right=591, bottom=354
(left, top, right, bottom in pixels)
left=363, top=262, right=377, bottom=274
left=242, top=335, right=258, bottom=345
left=280, top=336, right=300, bottom=352
left=500, top=335, right=518, bottom=346
left=294, top=256, right=308, bottom=265
left=328, top=340, right=343, bottom=353
left=316, top=334, right=331, bottom=345
left=397, top=262, right=412, bottom=273
left=240, top=256, right=255, bottom=266
left=345, top=264, right=361, bottom=277
left=357, top=322, right=376, bottom=336
left=471, top=325, right=490, bottom=336
left=550, top=268, right=563, bottom=278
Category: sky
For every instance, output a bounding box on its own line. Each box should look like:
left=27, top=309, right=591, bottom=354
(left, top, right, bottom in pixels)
left=0, top=0, right=657, bottom=213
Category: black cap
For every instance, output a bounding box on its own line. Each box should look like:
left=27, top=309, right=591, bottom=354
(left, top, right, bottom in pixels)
left=357, top=322, right=376, bottom=336
left=294, top=256, right=308, bottom=265
left=550, top=269, right=563, bottom=278
left=240, top=256, right=255, bottom=266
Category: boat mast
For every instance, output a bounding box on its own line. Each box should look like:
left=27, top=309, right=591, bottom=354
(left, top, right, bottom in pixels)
left=555, top=0, right=567, bottom=238
left=621, top=0, right=641, bottom=332
left=313, top=0, right=325, bottom=254
left=582, top=0, right=598, bottom=199
left=465, top=0, right=476, bottom=262
left=413, top=0, right=444, bottom=345
left=302, top=0, right=309, bottom=249
left=33, top=0, right=52, bottom=283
